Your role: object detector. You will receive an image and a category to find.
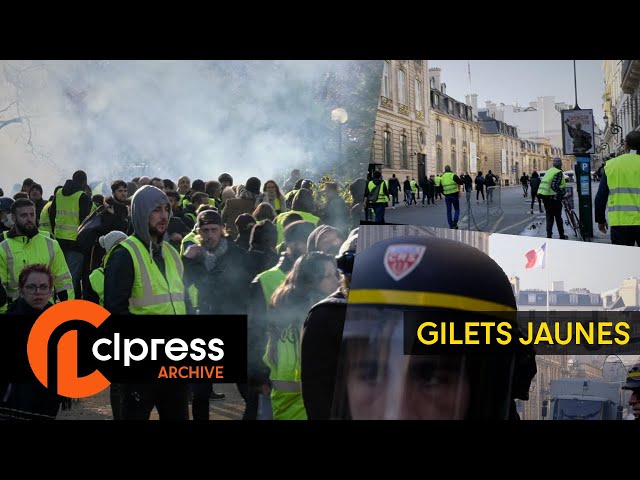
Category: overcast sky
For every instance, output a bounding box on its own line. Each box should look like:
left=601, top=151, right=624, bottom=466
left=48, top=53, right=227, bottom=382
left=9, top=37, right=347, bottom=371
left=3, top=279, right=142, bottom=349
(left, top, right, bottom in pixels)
left=430, top=60, right=604, bottom=129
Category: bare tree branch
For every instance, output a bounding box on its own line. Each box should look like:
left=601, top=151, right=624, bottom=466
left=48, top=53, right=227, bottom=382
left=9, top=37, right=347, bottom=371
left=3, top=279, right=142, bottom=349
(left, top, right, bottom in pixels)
left=0, top=117, right=22, bottom=130
left=0, top=101, right=17, bottom=115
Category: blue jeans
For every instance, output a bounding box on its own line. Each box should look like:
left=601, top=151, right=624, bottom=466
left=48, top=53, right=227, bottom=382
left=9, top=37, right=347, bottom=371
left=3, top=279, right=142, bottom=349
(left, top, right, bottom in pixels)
left=372, top=203, right=386, bottom=223
left=445, top=195, right=460, bottom=228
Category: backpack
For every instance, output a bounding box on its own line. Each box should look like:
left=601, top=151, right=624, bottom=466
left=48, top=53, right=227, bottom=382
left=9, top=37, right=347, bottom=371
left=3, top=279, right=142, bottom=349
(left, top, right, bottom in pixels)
left=76, top=206, right=105, bottom=254
left=367, top=181, right=386, bottom=203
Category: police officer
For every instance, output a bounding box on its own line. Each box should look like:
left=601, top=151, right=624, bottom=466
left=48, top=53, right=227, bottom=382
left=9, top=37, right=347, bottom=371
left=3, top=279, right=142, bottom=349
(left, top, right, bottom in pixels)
left=537, top=157, right=569, bottom=239
left=621, top=361, right=640, bottom=421
left=331, top=235, right=536, bottom=420
left=595, top=131, right=640, bottom=246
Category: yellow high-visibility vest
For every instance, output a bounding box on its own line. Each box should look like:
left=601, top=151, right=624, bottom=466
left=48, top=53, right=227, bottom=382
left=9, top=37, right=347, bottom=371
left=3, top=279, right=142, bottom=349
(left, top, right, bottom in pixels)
left=119, top=236, right=186, bottom=315
left=605, top=153, right=640, bottom=226
left=54, top=190, right=84, bottom=241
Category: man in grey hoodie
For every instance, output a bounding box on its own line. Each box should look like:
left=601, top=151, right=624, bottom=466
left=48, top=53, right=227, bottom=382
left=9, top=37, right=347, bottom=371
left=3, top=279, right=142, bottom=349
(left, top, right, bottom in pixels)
left=104, top=185, right=189, bottom=420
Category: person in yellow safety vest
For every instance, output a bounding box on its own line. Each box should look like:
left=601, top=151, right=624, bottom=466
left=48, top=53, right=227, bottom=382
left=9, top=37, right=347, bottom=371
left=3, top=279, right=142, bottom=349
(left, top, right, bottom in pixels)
left=103, top=185, right=189, bottom=420
left=434, top=174, right=443, bottom=200
left=89, top=230, right=127, bottom=306
left=0, top=198, right=75, bottom=313
left=87, top=230, right=128, bottom=306
left=263, top=251, right=339, bottom=420
left=180, top=179, right=206, bottom=210
left=49, top=170, right=92, bottom=299
left=441, top=165, right=465, bottom=229
left=410, top=178, right=419, bottom=204
left=365, top=170, right=389, bottom=223
left=537, top=157, right=569, bottom=240
left=595, top=131, right=640, bottom=246
left=183, top=192, right=209, bottom=227
left=246, top=219, right=315, bottom=420
left=274, top=188, right=319, bottom=244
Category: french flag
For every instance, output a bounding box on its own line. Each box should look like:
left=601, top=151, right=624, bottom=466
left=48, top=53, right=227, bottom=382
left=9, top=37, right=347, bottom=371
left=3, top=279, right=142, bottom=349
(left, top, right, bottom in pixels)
left=525, top=243, right=546, bottom=269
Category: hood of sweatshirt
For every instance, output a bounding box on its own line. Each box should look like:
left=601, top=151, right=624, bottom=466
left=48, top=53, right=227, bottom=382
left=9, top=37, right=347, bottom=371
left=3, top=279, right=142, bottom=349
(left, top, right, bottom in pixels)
left=130, top=185, right=172, bottom=250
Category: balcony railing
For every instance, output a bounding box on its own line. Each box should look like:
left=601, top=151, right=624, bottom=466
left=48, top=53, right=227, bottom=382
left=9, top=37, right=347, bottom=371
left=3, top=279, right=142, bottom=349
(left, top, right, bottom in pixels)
left=621, top=60, right=640, bottom=95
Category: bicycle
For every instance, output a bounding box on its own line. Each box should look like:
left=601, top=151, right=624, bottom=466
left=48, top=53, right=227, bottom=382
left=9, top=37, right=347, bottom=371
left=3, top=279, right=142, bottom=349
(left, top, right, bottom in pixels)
left=562, top=197, right=583, bottom=241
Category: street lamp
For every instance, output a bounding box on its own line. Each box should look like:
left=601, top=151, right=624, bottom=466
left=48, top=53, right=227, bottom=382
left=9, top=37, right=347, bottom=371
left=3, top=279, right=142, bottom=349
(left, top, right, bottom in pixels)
left=331, top=107, right=348, bottom=167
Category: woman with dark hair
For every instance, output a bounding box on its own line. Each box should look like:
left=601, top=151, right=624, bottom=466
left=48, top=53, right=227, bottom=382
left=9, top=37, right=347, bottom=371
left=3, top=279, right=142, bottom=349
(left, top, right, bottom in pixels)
left=263, top=251, right=339, bottom=420
left=256, top=180, right=287, bottom=215
left=1, top=264, right=63, bottom=420
left=529, top=171, right=543, bottom=214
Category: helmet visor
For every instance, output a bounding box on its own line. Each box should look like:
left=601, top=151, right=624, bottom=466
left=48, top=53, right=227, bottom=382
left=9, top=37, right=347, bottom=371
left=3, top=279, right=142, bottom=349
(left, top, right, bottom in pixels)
left=333, top=307, right=516, bottom=420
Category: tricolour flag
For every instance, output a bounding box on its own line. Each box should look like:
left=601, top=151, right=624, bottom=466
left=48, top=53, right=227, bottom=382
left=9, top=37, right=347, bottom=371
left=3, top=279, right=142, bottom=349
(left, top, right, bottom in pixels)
left=525, top=242, right=546, bottom=269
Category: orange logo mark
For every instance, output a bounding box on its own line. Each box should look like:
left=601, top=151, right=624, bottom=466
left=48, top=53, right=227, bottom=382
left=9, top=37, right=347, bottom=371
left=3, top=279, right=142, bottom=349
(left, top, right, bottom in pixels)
left=27, top=300, right=111, bottom=398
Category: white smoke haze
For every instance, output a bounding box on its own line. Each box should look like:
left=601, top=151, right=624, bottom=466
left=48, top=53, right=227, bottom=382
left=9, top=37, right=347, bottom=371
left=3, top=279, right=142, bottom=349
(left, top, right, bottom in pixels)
left=0, top=60, right=382, bottom=196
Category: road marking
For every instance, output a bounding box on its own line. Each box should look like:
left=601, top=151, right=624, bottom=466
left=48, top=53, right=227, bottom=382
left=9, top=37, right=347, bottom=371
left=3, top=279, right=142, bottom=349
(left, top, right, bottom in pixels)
left=497, top=214, right=545, bottom=234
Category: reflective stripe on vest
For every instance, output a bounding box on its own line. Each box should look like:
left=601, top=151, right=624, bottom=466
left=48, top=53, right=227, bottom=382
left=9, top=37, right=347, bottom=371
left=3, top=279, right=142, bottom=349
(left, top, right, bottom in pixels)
left=54, top=190, right=84, bottom=241
left=120, top=236, right=186, bottom=314
left=1, top=234, right=57, bottom=300
left=537, top=167, right=565, bottom=197
left=605, top=153, right=640, bottom=226
left=441, top=172, right=459, bottom=195
left=263, top=324, right=307, bottom=420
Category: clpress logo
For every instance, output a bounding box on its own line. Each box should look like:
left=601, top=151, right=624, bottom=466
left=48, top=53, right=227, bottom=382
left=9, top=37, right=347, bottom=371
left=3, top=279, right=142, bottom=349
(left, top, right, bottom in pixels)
left=22, top=300, right=247, bottom=397
left=27, top=300, right=111, bottom=398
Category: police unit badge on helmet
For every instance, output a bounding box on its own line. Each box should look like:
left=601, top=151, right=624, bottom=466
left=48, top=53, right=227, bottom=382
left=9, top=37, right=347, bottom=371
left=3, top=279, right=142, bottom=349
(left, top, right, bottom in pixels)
left=383, top=244, right=426, bottom=281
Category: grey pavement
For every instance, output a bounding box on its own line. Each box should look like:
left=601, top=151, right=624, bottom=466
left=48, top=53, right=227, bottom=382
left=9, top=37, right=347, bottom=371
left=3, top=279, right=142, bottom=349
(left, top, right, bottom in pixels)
left=384, top=181, right=612, bottom=245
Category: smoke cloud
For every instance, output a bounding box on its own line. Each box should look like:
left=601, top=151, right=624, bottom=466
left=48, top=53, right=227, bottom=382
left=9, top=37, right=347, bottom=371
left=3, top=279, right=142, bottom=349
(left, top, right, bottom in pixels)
left=0, top=60, right=382, bottom=196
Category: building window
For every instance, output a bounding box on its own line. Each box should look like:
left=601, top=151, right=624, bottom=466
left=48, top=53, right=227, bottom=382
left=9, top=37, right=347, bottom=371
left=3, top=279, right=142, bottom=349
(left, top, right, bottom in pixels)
left=570, top=294, right=578, bottom=305
left=462, top=127, right=467, bottom=142
left=415, top=79, right=422, bottom=112
left=433, top=93, right=439, bottom=108
left=400, top=134, right=408, bottom=169
left=436, top=119, right=441, bottom=136
left=397, top=69, right=406, bottom=105
left=382, top=61, right=390, bottom=98
left=450, top=123, right=456, bottom=139
left=528, top=294, right=536, bottom=304
left=383, top=130, right=392, bottom=167
left=430, top=76, right=435, bottom=88
left=436, top=147, right=443, bottom=173
left=451, top=149, right=457, bottom=172
left=417, top=128, right=425, bottom=146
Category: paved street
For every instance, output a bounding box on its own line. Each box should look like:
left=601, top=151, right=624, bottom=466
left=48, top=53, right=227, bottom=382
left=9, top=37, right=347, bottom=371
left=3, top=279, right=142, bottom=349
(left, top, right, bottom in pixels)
left=384, top=181, right=611, bottom=244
